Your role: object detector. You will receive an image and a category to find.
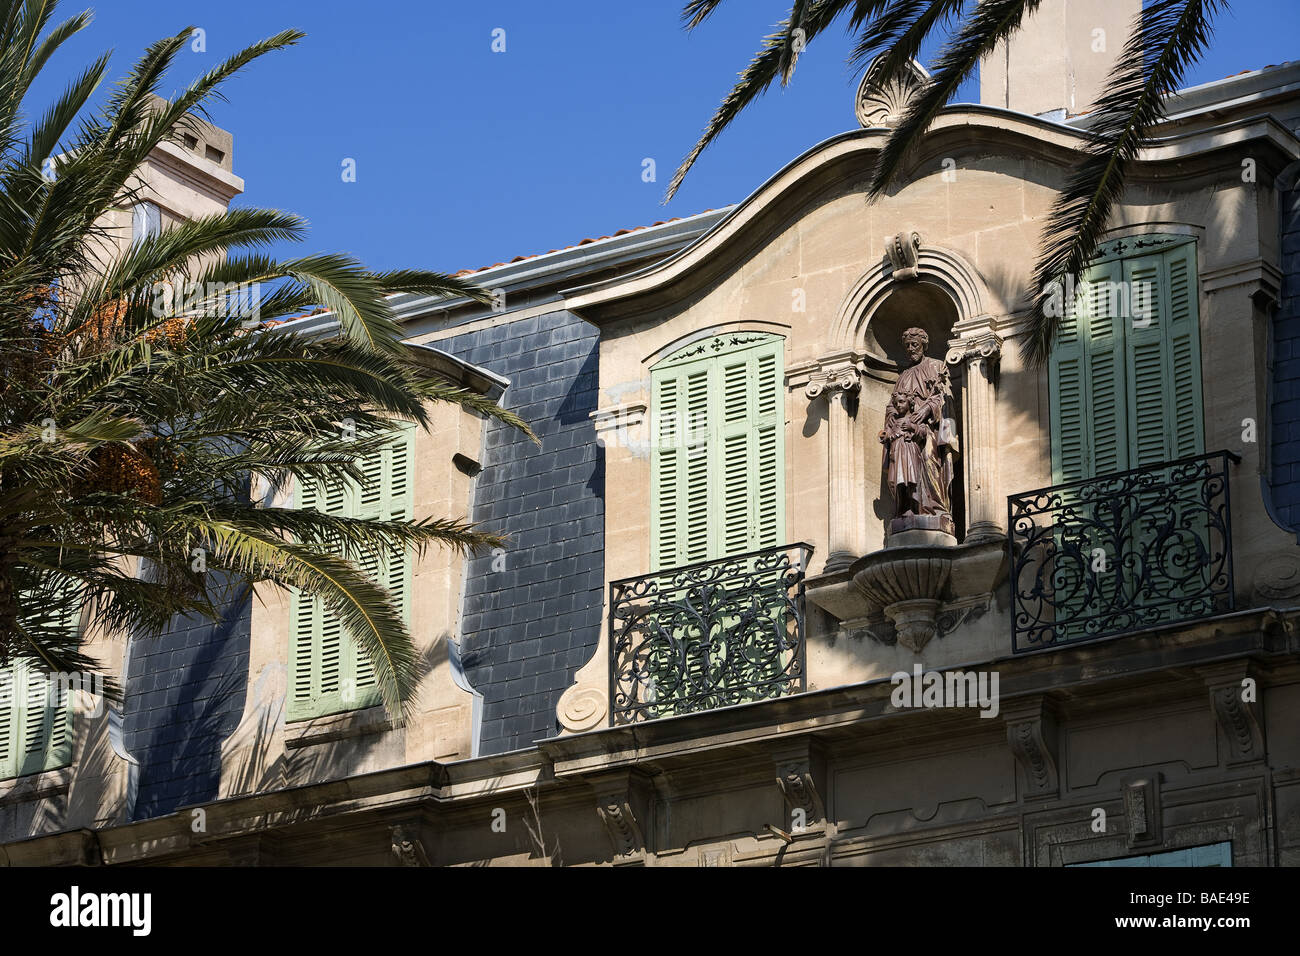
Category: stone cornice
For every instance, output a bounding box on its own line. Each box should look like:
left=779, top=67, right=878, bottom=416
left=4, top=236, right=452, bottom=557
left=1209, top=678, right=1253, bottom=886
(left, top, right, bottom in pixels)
left=4, top=606, right=1296, bottom=864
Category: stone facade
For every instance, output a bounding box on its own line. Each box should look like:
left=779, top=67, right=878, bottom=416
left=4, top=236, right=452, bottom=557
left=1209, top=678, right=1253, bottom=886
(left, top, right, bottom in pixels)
left=6, top=41, right=1300, bottom=868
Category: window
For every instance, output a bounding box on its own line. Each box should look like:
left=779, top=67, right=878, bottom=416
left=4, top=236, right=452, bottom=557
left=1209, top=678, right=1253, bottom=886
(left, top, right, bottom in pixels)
left=1, top=587, right=80, bottom=781
left=1070, top=842, right=1231, bottom=867
left=650, top=332, right=785, bottom=570
left=131, top=201, right=161, bottom=242
left=1049, top=236, right=1204, bottom=482
left=0, top=659, right=74, bottom=781
left=288, top=423, right=415, bottom=722
left=1044, top=236, right=1211, bottom=636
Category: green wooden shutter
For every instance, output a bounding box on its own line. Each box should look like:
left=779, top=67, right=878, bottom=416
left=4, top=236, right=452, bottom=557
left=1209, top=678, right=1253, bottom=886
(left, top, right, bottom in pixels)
left=1051, top=258, right=1126, bottom=484
left=1050, top=239, right=1204, bottom=480
left=1, top=583, right=78, bottom=780
left=289, top=423, right=414, bottom=721
left=650, top=335, right=785, bottom=570
left=0, top=665, right=13, bottom=779
left=1166, top=242, right=1204, bottom=458
left=0, top=660, right=73, bottom=781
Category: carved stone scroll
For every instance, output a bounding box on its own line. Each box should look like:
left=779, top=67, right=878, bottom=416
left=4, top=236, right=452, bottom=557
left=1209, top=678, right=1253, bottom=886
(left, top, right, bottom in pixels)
left=1001, top=697, right=1060, bottom=799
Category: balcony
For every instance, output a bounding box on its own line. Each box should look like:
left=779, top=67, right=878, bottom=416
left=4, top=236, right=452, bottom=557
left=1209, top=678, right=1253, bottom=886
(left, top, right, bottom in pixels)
left=1008, top=451, right=1238, bottom=653
left=609, top=543, right=812, bottom=724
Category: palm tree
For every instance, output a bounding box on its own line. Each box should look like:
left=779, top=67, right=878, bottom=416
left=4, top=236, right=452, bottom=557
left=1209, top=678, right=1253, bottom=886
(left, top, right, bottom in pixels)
left=0, top=1, right=531, bottom=720
left=665, top=0, right=1225, bottom=363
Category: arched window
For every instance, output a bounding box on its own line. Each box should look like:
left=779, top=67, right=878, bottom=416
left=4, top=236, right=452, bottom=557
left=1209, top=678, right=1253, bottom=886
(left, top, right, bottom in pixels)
left=649, top=332, right=785, bottom=570
left=1049, top=235, right=1204, bottom=481
left=288, top=423, right=414, bottom=721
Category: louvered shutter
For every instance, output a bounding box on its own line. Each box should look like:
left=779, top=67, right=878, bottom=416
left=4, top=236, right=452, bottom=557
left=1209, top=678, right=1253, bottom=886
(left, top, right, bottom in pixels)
left=1, top=586, right=78, bottom=780
left=289, top=423, right=413, bottom=721
left=719, top=356, right=753, bottom=557
left=1051, top=259, right=1125, bottom=484
left=1166, top=242, right=1204, bottom=458
left=754, top=347, right=782, bottom=550
left=1123, top=241, right=1203, bottom=463
left=1047, top=237, right=1207, bottom=638
left=650, top=335, right=785, bottom=570
left=0, top=665, right=13, bottom=779
left=650, top=366, right=711, bottom=570
left=0, top=660, right=73, bottom=780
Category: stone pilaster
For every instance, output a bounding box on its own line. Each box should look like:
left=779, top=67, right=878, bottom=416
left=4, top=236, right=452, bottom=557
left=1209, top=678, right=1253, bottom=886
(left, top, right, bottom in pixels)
left=946, top=332, right=1003, bottom=542
left=805, top=355, right=864, bottom=572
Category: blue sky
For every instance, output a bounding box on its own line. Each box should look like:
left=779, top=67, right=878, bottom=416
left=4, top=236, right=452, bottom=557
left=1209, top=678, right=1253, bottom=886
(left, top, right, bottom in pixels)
left=26, top=0, right=1300, bottom=276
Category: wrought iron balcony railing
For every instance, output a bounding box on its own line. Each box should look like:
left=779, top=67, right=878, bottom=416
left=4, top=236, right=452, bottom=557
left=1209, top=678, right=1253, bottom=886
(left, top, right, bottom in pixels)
left=609, top=543, right=812, bottom=725
left=1008, top=450, right=1237, bottom=654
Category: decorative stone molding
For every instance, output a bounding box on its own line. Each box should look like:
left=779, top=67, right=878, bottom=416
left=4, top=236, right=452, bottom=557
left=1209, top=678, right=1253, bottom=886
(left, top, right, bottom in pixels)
left=853, top=551, right=951, bottom=652
left=1252, top=549, right=1300, bottom=604
left=1122, top=774, right=1163, bottom=849
left=557, top=683, right=609, bottom=733
left=390, top=822, right=430, bottom=866
left=592, top=770, right=653, bottom=865
left=945, top=332, right=1004, bottom=368
left=1199, top=663, right=1264, bottom=765
left=1001, top=697, right=1060, bottom=799
left=771, top=739, right=827, bottom=831
left=855, top=56, right=930, bottom=129
left=832, top=243, right=991, bottom=357
left=816, top=538, right=1006, bottom=645
left=803, top=361, right=862, bottom=399
left=590, top=402, right=648, bottom=457
left=885, top=230, right=923, bottom=281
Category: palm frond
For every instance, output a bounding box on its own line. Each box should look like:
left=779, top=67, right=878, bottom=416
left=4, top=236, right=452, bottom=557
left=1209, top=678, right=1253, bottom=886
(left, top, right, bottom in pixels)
left=866, top=0, right=1038, bottom=200
left=1020, top=0, right=1223, bottom=364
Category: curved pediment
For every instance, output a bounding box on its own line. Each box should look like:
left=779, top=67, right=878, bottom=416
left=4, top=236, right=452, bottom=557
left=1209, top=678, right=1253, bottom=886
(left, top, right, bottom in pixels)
left=563, top=108, right=1295, bottom=323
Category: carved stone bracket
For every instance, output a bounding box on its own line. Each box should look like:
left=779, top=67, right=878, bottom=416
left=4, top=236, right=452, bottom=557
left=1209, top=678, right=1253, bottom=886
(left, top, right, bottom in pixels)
left=1001, top=697, right=1060, bottom=800
left=1122, top=773, right=1163, bottom=849
left=592, top=770, right=653, bottom=865
left=1198, top=662, right=1265, bottom=765
left=390, top=821, right=431, bottom=867
left=771, top=738, right=827, bottom=833
left=885, top=230, right=923, bottom=282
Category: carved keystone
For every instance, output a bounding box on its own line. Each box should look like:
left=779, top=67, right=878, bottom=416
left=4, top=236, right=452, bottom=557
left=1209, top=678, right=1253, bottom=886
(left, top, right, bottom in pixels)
left=771, top=738, right=827, bottom=833
left=591, top=770, right=653, bottom=865
left=1198, top=662, right=1264, bottom=765
left=1001, top=697, right=1060, bottom=799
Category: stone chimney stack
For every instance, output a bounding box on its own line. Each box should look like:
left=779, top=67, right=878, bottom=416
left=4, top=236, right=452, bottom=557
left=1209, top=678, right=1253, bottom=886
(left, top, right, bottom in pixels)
left=979, top=0, right=1140, bottom=120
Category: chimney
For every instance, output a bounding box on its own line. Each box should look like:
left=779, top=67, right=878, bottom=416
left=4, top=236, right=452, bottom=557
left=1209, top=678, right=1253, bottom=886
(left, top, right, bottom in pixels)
left=979, top=0, right=1139, bottom=121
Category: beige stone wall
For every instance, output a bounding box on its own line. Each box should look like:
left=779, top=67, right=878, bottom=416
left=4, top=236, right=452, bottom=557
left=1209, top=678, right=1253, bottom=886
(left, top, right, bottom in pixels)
left=980, top=0, right=1141, bottom=118
left=218, top=398, right=487, bottom=798
left=562, top=108, right=1298, bottom=723
left=0, top=597, right=135, bottom=842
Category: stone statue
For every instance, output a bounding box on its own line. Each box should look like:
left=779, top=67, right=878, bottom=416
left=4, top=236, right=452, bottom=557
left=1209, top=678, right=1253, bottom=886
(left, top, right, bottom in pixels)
left=878, top=327, right=959, bottom=536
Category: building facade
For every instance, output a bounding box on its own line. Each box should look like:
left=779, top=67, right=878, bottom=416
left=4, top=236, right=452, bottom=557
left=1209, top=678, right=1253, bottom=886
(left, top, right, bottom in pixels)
left=4, top=2, right=1300, bottom=867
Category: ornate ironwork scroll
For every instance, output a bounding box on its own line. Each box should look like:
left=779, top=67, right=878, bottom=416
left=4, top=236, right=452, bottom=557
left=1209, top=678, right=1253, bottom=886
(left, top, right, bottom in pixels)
left=610, top=543, right=812, bottom=724
left=1008, top=451, right=1237, bottom=654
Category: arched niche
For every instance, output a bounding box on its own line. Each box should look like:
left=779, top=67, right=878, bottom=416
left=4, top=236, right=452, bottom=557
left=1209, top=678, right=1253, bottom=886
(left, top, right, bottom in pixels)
left=832, top=244, right=990, bottom=366
left=813, top=240, right=996, bottom=565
